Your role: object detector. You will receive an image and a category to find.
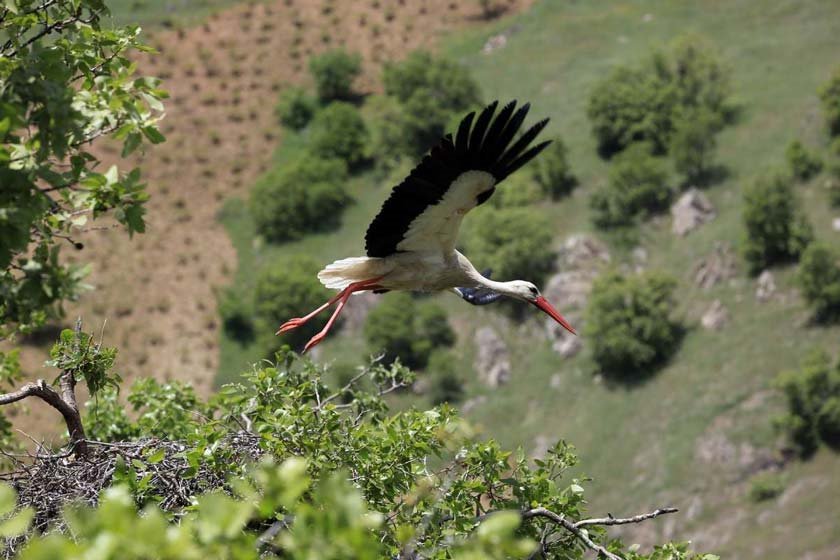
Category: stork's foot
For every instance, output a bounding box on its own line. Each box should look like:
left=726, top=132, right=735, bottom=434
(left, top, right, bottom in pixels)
left=276, top=317, right=305, bottom=335
left=302, top=331, right=328, bottom=353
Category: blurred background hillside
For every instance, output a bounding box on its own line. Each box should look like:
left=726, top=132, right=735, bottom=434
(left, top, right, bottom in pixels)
left=4, top=0, right=840, bottom=558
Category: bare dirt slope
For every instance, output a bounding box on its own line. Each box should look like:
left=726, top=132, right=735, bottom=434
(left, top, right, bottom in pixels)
left=10, top=0, right=533, bottom=434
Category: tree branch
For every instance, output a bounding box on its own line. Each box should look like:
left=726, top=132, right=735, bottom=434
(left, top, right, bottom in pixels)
left=521, top=506, right=679, bottom=560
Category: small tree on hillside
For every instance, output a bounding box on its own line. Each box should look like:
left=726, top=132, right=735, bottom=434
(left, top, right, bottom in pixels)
left=797, top=243, right=840, bottom=321
left=590, top=145, right=672, bottom=228
left=381, top=51, right=482, bottom=156
left=671, top=109, right=721, bottom=184
left=819, top=68, right=840, bottom=137
left=255, top=256, right=333, bottom=352
left=309, top=49, right=362, bottom=102
left=276, top=87, right=317, bottom=130
left=250, top=155, right=350, bottom=242
left=531, top=138, right=578, bottom=199
left=742, top=172, right=813, bottom=275
left=785, top=140, right=823, bottom=181
left=309, top=101, right=369, bottom=167
left=364, top=293, right=455, bottom=369
left=584, top=270, right=681, bottom=379
left=460, top=207, right=555, bottom=288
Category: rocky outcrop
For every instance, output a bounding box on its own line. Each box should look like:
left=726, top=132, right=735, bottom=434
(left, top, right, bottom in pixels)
left=701, top=300, right=730, bottom=331
left=693, top=242, right=737, bottom=290
left=756, top=270, right=776, bottom=302
left=671, top=188, right=716, bottom=236
left=474, top=327, right=511, bottom=387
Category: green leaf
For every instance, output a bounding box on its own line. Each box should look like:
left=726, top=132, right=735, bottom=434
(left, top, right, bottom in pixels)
left=0, top=507, right=33, bottom=538
left=147, top=449, right=165, bottom=464
left=141, top=126, right=165, bottom=144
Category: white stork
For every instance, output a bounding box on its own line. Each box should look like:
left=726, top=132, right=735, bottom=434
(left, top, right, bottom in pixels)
left=277, top=100, right=576, bottom=352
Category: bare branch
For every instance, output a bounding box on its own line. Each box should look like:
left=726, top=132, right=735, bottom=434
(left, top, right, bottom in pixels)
left=575, top=508, right=678, bottom=528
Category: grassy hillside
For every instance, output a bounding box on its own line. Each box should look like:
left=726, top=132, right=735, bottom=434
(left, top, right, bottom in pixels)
left=219, top=1, right=840, bottom=557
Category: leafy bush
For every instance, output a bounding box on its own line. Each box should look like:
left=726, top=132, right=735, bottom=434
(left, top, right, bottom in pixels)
left=426, top=350, right=464, bottom=405
left=748, top=472, right=785, bottom=502
left=460, top=207, right=555, bottom=287
left=671, top=109, right=720, bottom=184
left=775, top=350, right=840, bottom=456
left=275, top=87, right=316, bottom=130
left=742, top=172, right=813, bottom=275
left=364, top=293, right=455, bottom=369
left=590, top=145, right=672, bottom=228
left=489, top=174, right=545, bottom=208
left=309, top=101, right=369, bottom=167
left=381, top=50, right=481, bottom=156
left=255, top=256, right=333, bottom=352
left=819, top=68, right=840, bottom=137
left=785, top=140, right=823, bottom=181
left=797, top=243, right=840, bottom=321
left=308, top=49, right=362, bottom=101
left=584, top=270, right=681, bottom=378
left=218, top=286, right=254, bottom=343
left=587, top=35, right=730, bottom=158
left=530, top=138, right=578, bottom=199
left=250, top=155, right=350, bottom=242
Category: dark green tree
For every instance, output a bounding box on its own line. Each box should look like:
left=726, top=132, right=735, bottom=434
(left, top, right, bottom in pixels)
left=819, top=68, right=840, bottom=137
left=364, top=293, right=455, bottom=369
left=276, top=87, right=317, bottom=130
left=250, top=155, right=350, bottom=242
left=530, top=138, right=578, bottom=199
left=308, top=49, right=362, bottom=101
left=797, top=243, right=840, bottom=321
left=785, top=140, right=823, bottom=181
left=255, top=256, right=333, bottom=352
left=590, top=145, right=671, bottom=228
left=584, top=270, right=681, bottom=379
left=671, top=109, right=720, bottom=184
left=742, top=172, right=813, bottom=275
left=426, top=350, right=464, bottom=405
left=309, top=101, right=369, bottom=167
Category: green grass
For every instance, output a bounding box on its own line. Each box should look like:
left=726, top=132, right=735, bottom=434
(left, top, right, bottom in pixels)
left=218, top=1, right=840, bottom=557
left=104, top=0, right=254, bottom=27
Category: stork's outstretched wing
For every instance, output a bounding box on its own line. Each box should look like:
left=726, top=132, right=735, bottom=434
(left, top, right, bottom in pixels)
left=364, top=100, right=550, bottom=258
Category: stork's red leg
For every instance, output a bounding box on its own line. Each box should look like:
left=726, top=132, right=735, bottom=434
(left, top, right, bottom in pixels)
left=301, top=279, right=382, bottom=353
left=276, top=277, right=383, bottom=335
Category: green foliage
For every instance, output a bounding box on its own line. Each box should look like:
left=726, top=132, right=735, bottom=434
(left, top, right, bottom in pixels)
left=586, top=34, right=730, bottom=158
left=275, top=87, right=316, bottom=130
left=0, top=485, right=34, bottom=540
left=590, top=145, right=672, bottom=228
left=530, top=138, right=578, bottom=199
left=309, top=101, right=369, bottom=167
left=775, top=350, right=840, bottom=456
left=785, top=140, right=823, bottom=181
left=308, top=49, right=362, bottom=102
left=380, top=50, right=482, bottom=157
left=363, top=294, right=455, bottom=368
left=47, top=326, right=120, bottom=397
left=250, top=155, right=350, bottom=242
left=254, top=256, right=332, bottom=353
left=426, top=350, right=464, bottom=405
left=748, top=472, right=785, bottom=502
left=0, top=0, right=165, bottom=338
left=797, top=243, right=840, bottom=321
left=742, top=172, right=813, bottom=275
left=460, top=207, right=555, bottom=287
left=671, top=109, right=720, bottom=184
left=217, top=286, right=254, bottom=343
left=489, top=174, right=545, bottom=208
left=584, top=270, right=681, bottom=378
left=819, top=68, right=840, bottom=137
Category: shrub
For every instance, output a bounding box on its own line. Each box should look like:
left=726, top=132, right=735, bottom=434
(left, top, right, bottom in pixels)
left=671, top=108, right=720, bottom=184
left=309, top=101, right=369, bottom=167
left=775, top=350, right=840, bottom=456
left=426, top=350, right=464, bottom=405
left=748, top=472, right=785, bottom=502
left=275, top=86, right=316, bottom=130
left=381, top=50, right=481, bottom=156
left=364, top=293, right=455, bottom=369
left=460, top=206, right=555, bottom=287
left=584, top=270, right=681, bottom=378
left=819, top=68, right=840, bottom=137
left=255, top=256, right=333, bottom=352
left=587, top=34, right=730, bottom=158
left=785, top=140, right=823, bottom=181
left=530, top=138, right=578, bottom=199
left=308, top=49, right=362, bottom=101
left=742, top=172, right=813, bottom=275
left=489, top=173, right=545, bottom=208
left=590, top=145, right=671, bottom=228
left=797, top=243, right=840, bottom=321
left=218, top=286, right=255, bottom=343
left=250, top=155, right=350, bottom=242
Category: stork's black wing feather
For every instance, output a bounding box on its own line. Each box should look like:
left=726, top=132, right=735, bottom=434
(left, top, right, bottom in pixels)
left=364, top=100, right=551, bottom=258
left=455, top=269, right=502, bottom=306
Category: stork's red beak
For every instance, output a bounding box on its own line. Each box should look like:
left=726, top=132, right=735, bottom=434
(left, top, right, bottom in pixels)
left=532, top=296, right=576, bottom=335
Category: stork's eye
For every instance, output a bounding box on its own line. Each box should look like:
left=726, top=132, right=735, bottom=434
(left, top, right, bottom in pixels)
left=529, top=286, right=538, bottom=296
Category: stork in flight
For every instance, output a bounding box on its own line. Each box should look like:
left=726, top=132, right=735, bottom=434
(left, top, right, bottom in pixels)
left=277, top=100, right=576, bottom=352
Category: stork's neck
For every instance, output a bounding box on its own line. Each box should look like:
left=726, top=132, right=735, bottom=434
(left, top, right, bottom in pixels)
left=478, top=277, right=525, bottom=298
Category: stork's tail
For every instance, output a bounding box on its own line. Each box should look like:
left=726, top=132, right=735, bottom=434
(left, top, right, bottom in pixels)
left=317, top=256, right=388, bottom=291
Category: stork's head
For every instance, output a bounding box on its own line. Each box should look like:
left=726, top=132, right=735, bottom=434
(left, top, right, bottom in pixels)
left=505, top=281, right=577, bottom=335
